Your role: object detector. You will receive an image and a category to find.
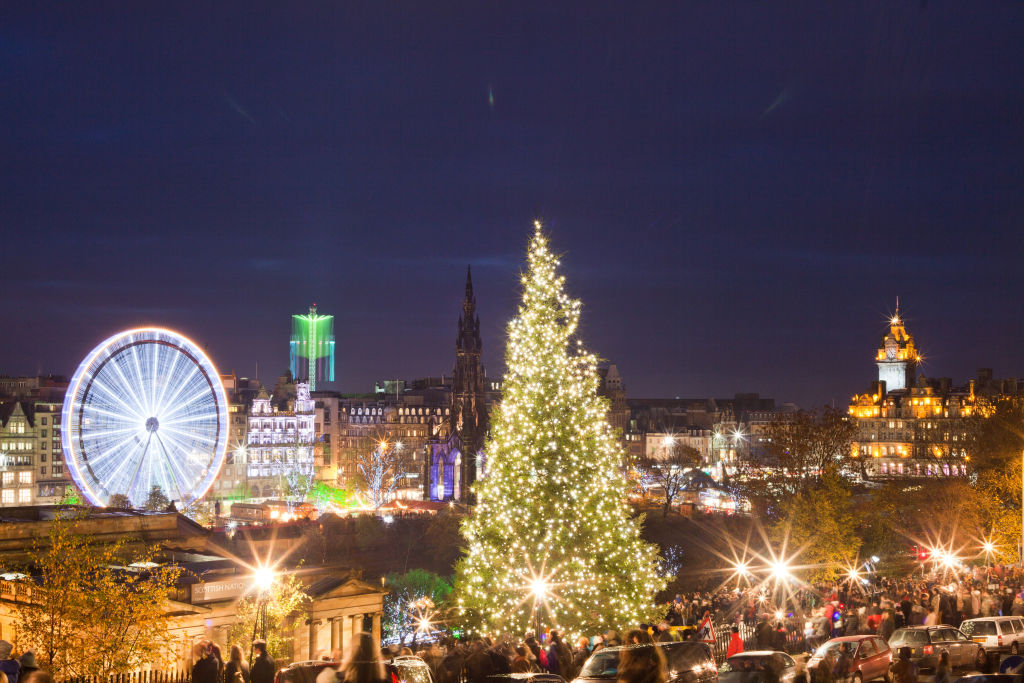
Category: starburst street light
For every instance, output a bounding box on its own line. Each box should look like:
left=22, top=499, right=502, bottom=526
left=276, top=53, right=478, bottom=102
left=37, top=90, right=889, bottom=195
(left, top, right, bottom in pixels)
left=253, top=565, right=276, bottom=592
left=769, top=559, right=791, bottom=581
left=530, top=577, right=549, bottom=599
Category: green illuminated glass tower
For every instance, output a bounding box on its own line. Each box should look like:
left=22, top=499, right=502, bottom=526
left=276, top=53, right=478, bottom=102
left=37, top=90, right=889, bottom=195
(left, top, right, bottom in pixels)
left=290, top=305, right=335, bottom=391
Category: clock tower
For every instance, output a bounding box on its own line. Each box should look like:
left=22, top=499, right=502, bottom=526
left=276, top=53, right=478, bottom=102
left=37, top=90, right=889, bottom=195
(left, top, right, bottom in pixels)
left=875, top=302, right=918, bottom=392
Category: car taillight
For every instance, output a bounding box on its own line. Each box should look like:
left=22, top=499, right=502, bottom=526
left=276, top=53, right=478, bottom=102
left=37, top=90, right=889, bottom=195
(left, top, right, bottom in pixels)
left=923, top=645, right=933, bottom=655
left=999, top=636, right=1004, bottom=646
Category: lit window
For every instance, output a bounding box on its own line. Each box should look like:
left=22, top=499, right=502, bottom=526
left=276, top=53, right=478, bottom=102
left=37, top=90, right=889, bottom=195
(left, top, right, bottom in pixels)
left=1, top=472, right=12, bottom=486
left=18, top=472, right=30, bottom=484
left=1, top=490, right=12, bottom=504
left=18, top=489, right=30, bottom=503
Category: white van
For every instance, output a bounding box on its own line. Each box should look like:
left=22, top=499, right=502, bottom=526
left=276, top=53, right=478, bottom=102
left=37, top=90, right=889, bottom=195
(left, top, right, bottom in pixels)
left=960, top=616, right=1024, bottom=654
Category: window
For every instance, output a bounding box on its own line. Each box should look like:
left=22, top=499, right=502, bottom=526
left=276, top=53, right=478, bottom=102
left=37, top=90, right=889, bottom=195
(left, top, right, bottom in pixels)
left=41, top=429, right=47, bottom=438
left=18, top=471, right=31, bottom=484
left=52, top=465, right=63, bottom=475
left=41, top=417, right=47, bottom=426
left=40, top=467, right=46, bottom=476
left=0, top=490, right=12, bottom=504
left=1, top=472, right=12, bottom=486
left=18, top=489, right=30, bottom=503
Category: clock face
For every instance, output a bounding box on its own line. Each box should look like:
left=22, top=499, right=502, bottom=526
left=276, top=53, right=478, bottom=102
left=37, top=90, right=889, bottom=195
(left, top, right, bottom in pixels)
left=885, top=338, right=898, bottom=360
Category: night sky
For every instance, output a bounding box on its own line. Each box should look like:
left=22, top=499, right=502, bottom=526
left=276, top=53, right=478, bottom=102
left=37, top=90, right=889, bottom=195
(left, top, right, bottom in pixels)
left=3, top=3, right=1022, bottom=409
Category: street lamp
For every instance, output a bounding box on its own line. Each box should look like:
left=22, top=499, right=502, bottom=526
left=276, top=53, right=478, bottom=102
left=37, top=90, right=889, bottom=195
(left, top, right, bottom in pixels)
left=249, top=565, right=276, bottom=663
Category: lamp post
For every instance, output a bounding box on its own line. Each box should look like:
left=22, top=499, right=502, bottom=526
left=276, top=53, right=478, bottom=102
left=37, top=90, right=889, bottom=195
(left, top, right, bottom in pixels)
left=249, top=566, right=275, bottom=663
left=530, top=577, right=548, bottom=638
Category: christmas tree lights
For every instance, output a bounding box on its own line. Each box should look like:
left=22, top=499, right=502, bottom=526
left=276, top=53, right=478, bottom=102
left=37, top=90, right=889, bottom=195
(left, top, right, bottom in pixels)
left=454, top=223, right=665, bottom=636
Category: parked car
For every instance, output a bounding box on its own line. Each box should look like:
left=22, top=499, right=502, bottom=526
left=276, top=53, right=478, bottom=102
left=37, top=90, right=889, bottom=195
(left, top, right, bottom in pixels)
left=573, top=641, right=717, bottom=683
left=276, top=655, right=434, bottom=683
left=806, top=635, right=893, bottom=682
left=719, top=651, right=800, bottom=683
left=961, top=618, right=1024, bottom=655
left=488, top=674, right=567, bottom=683
left=889, top=626, right=986, bottom=671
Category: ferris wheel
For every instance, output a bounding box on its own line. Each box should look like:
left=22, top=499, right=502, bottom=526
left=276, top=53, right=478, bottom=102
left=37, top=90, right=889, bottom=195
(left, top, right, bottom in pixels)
left=62, top=328, right=229, bottom=508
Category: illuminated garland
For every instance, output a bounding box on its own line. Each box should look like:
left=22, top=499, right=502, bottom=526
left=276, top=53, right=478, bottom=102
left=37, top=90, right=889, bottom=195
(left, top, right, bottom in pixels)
left=454, top=223, right=665, bottom=636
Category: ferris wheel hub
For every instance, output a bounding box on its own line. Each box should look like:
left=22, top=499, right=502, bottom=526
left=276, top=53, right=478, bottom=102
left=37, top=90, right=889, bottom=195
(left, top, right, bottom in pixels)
left=145, top=417, right=160, bottom=432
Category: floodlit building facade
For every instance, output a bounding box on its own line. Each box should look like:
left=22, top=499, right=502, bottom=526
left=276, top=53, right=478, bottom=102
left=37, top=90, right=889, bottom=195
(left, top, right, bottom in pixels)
left=848, top=307, right=1020, bottom=479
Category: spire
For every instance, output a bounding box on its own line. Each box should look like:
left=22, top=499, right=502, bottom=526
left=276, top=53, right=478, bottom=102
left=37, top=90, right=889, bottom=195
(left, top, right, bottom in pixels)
left=465, top=265, right=475, bottom=304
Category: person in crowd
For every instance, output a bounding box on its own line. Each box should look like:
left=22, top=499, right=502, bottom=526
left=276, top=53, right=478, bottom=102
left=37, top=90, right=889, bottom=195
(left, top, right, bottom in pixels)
left=726, top=625, right=744, bottom=658
left=209, top=643, right=224, bottom=679
left=889, top=647, right=918, bottom=683
left=933, top=651, right=952, bottom=683
left=20, top=673, right=52, bottom=683
left=524, top=636, right=547, bottom=670
left=511, top=646, right=533, bottom=673
left=250, top=640, right=276, bottom=683
left=340, top=632, right=388, bottom=683
left=626, top=629, right=652, bottom=645
left=191, top=642, right=219, bottom=683
left=224, top=644, right=250, bottom=683
left=464, top=639, right=494, bottom=683
left=755, top=619, right=773, bottom=650
left=879, top=610, right=895, bottom=642
left=547, top=630, right=572, bottom=678
left=440, top=640, right=468, bottom=683
left=572, top=637, right=591, bottom=678
left=0, top=641, right=20, bottom=683
left=616, top=640, right=665, bottom=683
left=14, top=654, right=35, bottom=680
left=835, top=643, right=854, bottom=683
left=814, top=647, right=835, bottom=683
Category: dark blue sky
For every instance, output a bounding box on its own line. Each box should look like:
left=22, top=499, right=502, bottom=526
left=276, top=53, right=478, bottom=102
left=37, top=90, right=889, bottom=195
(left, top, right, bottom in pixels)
left=2, top=2, right=1022, bottom=408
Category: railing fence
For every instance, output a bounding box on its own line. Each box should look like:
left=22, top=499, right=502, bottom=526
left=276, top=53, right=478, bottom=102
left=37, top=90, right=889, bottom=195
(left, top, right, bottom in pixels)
left=61, top=671, right=191, bottom=683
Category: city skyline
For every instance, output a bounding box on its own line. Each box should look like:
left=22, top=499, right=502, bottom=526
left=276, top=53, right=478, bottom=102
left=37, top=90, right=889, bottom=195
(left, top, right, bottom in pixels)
left=3, top=3, right=1022, bottom=409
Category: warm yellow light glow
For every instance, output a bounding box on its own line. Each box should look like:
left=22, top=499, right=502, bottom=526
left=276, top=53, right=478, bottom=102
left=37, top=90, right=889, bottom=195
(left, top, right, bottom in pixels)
left=253, top=566, right=275, bottom=592
left=769, top=560, right=791, bottom=581
left=530, top=578, right=549, bottom=599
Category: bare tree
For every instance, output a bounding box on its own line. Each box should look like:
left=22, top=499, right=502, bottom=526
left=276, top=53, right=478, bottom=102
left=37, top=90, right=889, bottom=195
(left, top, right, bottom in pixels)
left=637, top=444, right=702, bottom=517
left=358, top=442, right=397, bottom=509
left=764, top=407, right=856, bottom=494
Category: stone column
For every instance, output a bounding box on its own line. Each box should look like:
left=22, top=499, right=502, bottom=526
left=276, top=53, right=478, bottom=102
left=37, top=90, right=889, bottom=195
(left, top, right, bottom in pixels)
left=372, top=612, right=381, bottom=646
left=331, top=617, right=341, bottom=651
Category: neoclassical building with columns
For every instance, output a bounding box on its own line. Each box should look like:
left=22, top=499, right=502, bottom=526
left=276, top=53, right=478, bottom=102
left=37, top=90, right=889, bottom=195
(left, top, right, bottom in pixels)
left=0, top=507, right=386, bottom=670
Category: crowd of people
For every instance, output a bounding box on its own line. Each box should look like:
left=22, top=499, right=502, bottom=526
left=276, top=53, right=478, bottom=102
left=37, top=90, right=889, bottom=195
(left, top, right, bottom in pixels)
left=190, top=639, right=277, bottom=683
left=0, top=640, right=52, bottom=683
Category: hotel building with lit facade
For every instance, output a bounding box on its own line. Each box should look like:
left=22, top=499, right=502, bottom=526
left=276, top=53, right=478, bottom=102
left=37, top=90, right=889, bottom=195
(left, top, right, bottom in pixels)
left=847, top=308, right=1021, bottom=479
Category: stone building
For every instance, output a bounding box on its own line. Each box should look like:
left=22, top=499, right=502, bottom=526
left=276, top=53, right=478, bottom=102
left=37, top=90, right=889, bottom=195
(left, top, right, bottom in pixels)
left=624, top=393, right=790, bottom=478
left=847, top=307, right=1021, bottom=479
left=0, top=507, right=385, bottom=669
left=0, top=385, right=69, bottom=507
left=425, top=268, right=492, bottom=502
left=240, top=383, right=316, bottom=499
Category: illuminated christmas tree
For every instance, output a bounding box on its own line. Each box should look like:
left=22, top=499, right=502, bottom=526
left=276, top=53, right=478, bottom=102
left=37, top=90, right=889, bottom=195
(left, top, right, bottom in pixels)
left=455, top=223, right=665, bottom=635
